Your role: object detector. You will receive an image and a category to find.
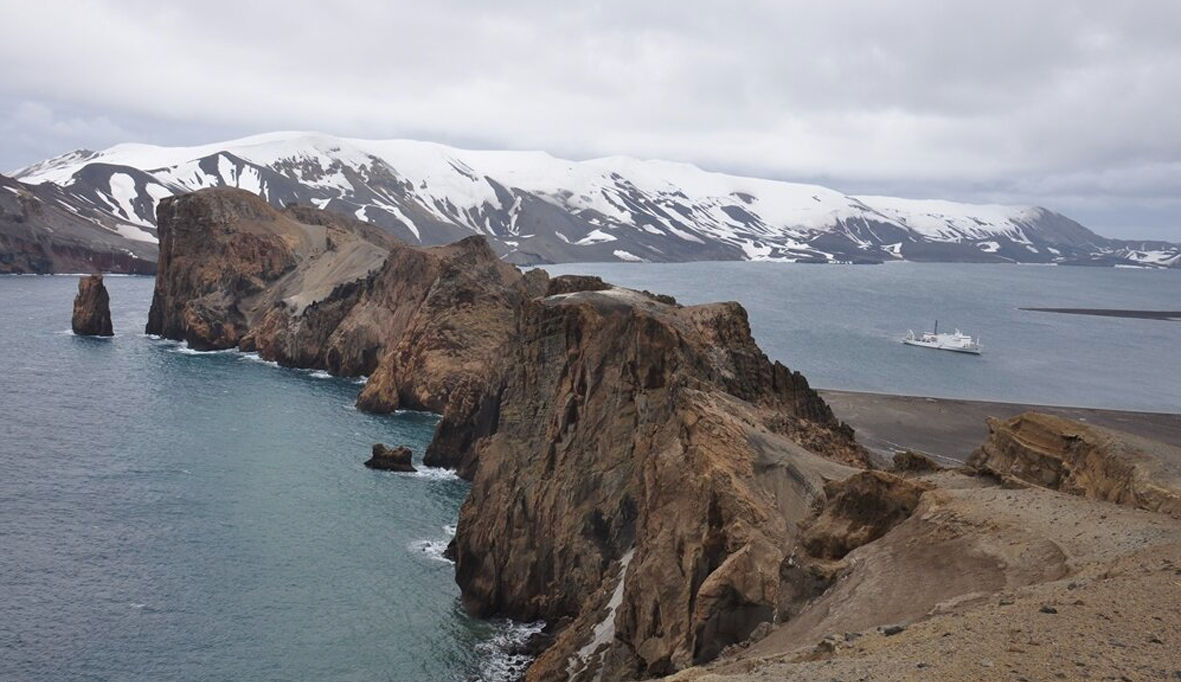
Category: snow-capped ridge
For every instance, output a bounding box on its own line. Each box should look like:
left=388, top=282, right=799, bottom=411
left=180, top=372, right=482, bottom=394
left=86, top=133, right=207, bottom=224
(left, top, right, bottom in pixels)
left=11, top=131, right=1177, bottom=267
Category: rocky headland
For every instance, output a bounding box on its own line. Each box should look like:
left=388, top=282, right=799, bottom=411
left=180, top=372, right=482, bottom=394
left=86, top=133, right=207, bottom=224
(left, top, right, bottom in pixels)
left=72, top=274, right=114, bottom=336
left=146, top=187, right=1181, bottom=681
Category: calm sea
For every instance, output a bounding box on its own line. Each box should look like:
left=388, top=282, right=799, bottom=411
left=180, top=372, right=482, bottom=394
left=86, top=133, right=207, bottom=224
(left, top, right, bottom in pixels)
left=0, top=276, right=535, bottom=682
left=1, top=263, right=1178, bottom=680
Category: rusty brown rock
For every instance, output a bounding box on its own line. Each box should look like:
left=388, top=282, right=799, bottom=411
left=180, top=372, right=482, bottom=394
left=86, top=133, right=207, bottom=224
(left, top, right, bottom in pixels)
left=72, top=274, right=113, bottom=336
left=446, top=287, right=868, bottom=681
left=968, top=412, right=1181, bottom=518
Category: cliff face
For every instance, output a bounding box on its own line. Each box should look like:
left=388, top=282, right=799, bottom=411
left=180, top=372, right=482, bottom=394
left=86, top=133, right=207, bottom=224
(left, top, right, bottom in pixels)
left=146, top=189, right=534, bottom=413
left=72, top=274, right=114, bottom=336
left=447, top=286, right=867, bottom=681
left=969, top=412, right=1181, bottom=519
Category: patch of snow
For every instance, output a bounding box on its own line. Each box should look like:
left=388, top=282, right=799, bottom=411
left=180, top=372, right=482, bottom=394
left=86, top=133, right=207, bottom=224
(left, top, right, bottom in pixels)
left=613, top=249, right=647, bottom=262
left=575, top=229, right=617, bottom=246
left=566, top=549, right=634, bottom=681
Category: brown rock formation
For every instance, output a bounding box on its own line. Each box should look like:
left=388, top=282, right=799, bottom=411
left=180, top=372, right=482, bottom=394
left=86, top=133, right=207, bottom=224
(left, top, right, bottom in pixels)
left=799, top=471, right=932, bottom=561
left=72, top=274, right=114, bottom=336
left=145, top=188, right=538, bottom=415
left=365, top=444, right=416, bottom=472
left=444, top=287, right=867, bottom=681
left=968, top=412, right=1181, bottom=518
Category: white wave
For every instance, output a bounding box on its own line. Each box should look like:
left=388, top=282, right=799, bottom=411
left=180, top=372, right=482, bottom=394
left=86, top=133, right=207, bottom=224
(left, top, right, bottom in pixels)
left=408, top=538, right=453, bottom=564
left=410, top=466, right=460, bottom=481
left=170, top=344, right=235, bottom=355
left=238, top=352, right=280, bottom=367
left=308, top=370, right=333, bottom=379
left=444, top=524, right=457, bottom=536
left=475, top=619, right=547, bottom=682
left=353, top=375, right=369, bottom=385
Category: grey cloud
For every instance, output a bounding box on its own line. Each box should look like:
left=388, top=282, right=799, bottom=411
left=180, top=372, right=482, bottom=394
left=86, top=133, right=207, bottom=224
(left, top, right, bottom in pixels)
left=2, top=0, right=1179, bottom=239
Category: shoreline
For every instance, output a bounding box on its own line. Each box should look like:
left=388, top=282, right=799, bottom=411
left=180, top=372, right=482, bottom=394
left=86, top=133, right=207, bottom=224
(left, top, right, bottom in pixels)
left=818, top=388, right=1181, bottom=464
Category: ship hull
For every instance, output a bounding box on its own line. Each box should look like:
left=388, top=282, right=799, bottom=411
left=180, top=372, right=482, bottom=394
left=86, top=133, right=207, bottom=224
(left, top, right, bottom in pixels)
left=902, top=339, right=982, bottom=354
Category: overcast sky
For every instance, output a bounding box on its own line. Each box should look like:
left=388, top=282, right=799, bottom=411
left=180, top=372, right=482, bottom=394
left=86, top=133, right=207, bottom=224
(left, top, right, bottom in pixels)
left=3, top=1, right=1179, bottom=240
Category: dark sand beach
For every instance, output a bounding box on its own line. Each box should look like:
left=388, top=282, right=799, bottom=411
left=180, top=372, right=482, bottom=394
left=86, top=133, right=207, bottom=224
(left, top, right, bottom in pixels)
left=819, top=389, right=1181, bottom=465
left=1020, top=307, right=1181, bottom=321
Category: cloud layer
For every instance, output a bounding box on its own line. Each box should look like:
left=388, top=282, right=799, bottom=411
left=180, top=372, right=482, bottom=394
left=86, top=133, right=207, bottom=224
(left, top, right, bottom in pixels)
left=4, top=0, right=1179, bottom=239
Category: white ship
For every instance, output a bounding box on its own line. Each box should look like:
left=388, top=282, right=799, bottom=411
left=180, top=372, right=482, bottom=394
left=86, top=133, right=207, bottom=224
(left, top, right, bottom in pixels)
left=903, top=321, right=982, bottom=354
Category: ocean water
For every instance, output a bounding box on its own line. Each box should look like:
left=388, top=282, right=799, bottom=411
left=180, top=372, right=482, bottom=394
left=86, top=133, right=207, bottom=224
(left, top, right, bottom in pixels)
left=0, top=276, right=534, bottom=682
left=1, top=263, right=1178, bottom=681
left=544, top=262, right=1181, bottom=412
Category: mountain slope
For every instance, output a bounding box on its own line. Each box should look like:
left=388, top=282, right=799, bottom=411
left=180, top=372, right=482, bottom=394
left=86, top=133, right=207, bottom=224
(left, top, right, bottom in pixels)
left=0, top=173, right=156, bottom=274
left=11, top=132, right=1179, bottom=268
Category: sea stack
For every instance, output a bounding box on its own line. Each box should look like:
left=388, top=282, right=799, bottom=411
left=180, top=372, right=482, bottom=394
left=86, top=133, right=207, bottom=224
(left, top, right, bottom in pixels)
left=72, top=274, right=114, bottom=336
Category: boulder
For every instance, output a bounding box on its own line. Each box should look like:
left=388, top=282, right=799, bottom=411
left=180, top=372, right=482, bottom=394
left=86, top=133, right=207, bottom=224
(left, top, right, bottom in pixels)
left=72, top=274, right=113, bottom=336
left=364, top=444, right=416, bottom=472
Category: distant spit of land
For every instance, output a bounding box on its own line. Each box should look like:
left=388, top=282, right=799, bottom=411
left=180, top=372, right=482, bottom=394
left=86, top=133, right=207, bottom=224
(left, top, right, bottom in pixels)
left=1020, top=307, right=1181, bottom=321
left=819, top=389, right=1181, bottom=465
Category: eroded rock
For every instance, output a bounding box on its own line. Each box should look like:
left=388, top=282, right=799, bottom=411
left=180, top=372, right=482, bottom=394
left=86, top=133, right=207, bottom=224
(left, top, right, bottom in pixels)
left=447, top=287, right=868, bottom=681
left=968, top=412, right=1181, bottom=518
left=365, top=444, right=416, bottom=472
left=72, top=274, right=113, bottom=336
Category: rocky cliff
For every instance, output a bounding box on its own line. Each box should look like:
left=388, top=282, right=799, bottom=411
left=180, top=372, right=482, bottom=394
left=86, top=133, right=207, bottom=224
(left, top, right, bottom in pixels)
left=71, top=274, right=114, bottom=336
left=969, top=412, right=1181, bottom=519
left=445, top=285, right=867, bottom=681
left=146, top=188, right=536, bottom=414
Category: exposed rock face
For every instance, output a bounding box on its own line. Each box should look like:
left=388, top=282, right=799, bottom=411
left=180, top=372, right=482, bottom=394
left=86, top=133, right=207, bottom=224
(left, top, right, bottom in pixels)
left=446, top=287, right=867, bottom=681
left=365, top=444, right=416, bottom=472
left=71, top=274, right=114, bottom=336
left=146, top=188, right=394, bottom=351
left=800, top=471, right=932, bottom=561
left=146, top=188, right=538, bottom=415
left=969, top=412, right=1181, bottom=519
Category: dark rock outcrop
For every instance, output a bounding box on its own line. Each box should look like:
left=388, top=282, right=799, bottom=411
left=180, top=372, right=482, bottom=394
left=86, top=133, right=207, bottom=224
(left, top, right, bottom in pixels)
left=968, top=412, right=1181, bottom=518
left=71, top=274, right=114, bottom=336
left=445, top=287, right=868, bottom=681
left=365, top=444, right=416, bottom=472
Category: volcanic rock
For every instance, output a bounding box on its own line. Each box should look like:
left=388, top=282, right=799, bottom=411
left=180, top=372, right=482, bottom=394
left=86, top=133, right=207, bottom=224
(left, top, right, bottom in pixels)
left=145, top=189, right=540, bottom=416
left=968, top=412, right=1181, bottom=518
left=71, top=274, right=113, bottom=336
left=365, top=444, right=416, bottom=472
left=446, top=286, right=868, bottom=681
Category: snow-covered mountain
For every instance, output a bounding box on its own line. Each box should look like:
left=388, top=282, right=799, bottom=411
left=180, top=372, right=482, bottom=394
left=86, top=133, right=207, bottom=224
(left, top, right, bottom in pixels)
left=10, top=131, right=1180, bottom=269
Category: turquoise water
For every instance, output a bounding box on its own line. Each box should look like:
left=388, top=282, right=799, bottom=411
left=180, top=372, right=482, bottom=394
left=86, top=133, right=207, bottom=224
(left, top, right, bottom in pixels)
left=0, top=276, right=533, bottom=682
left=544, top=262, right=1181, bottom=412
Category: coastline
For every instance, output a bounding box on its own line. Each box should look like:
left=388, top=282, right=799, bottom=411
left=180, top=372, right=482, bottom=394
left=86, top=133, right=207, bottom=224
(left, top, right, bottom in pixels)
left=819, top=388, right=1181, bottom=464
